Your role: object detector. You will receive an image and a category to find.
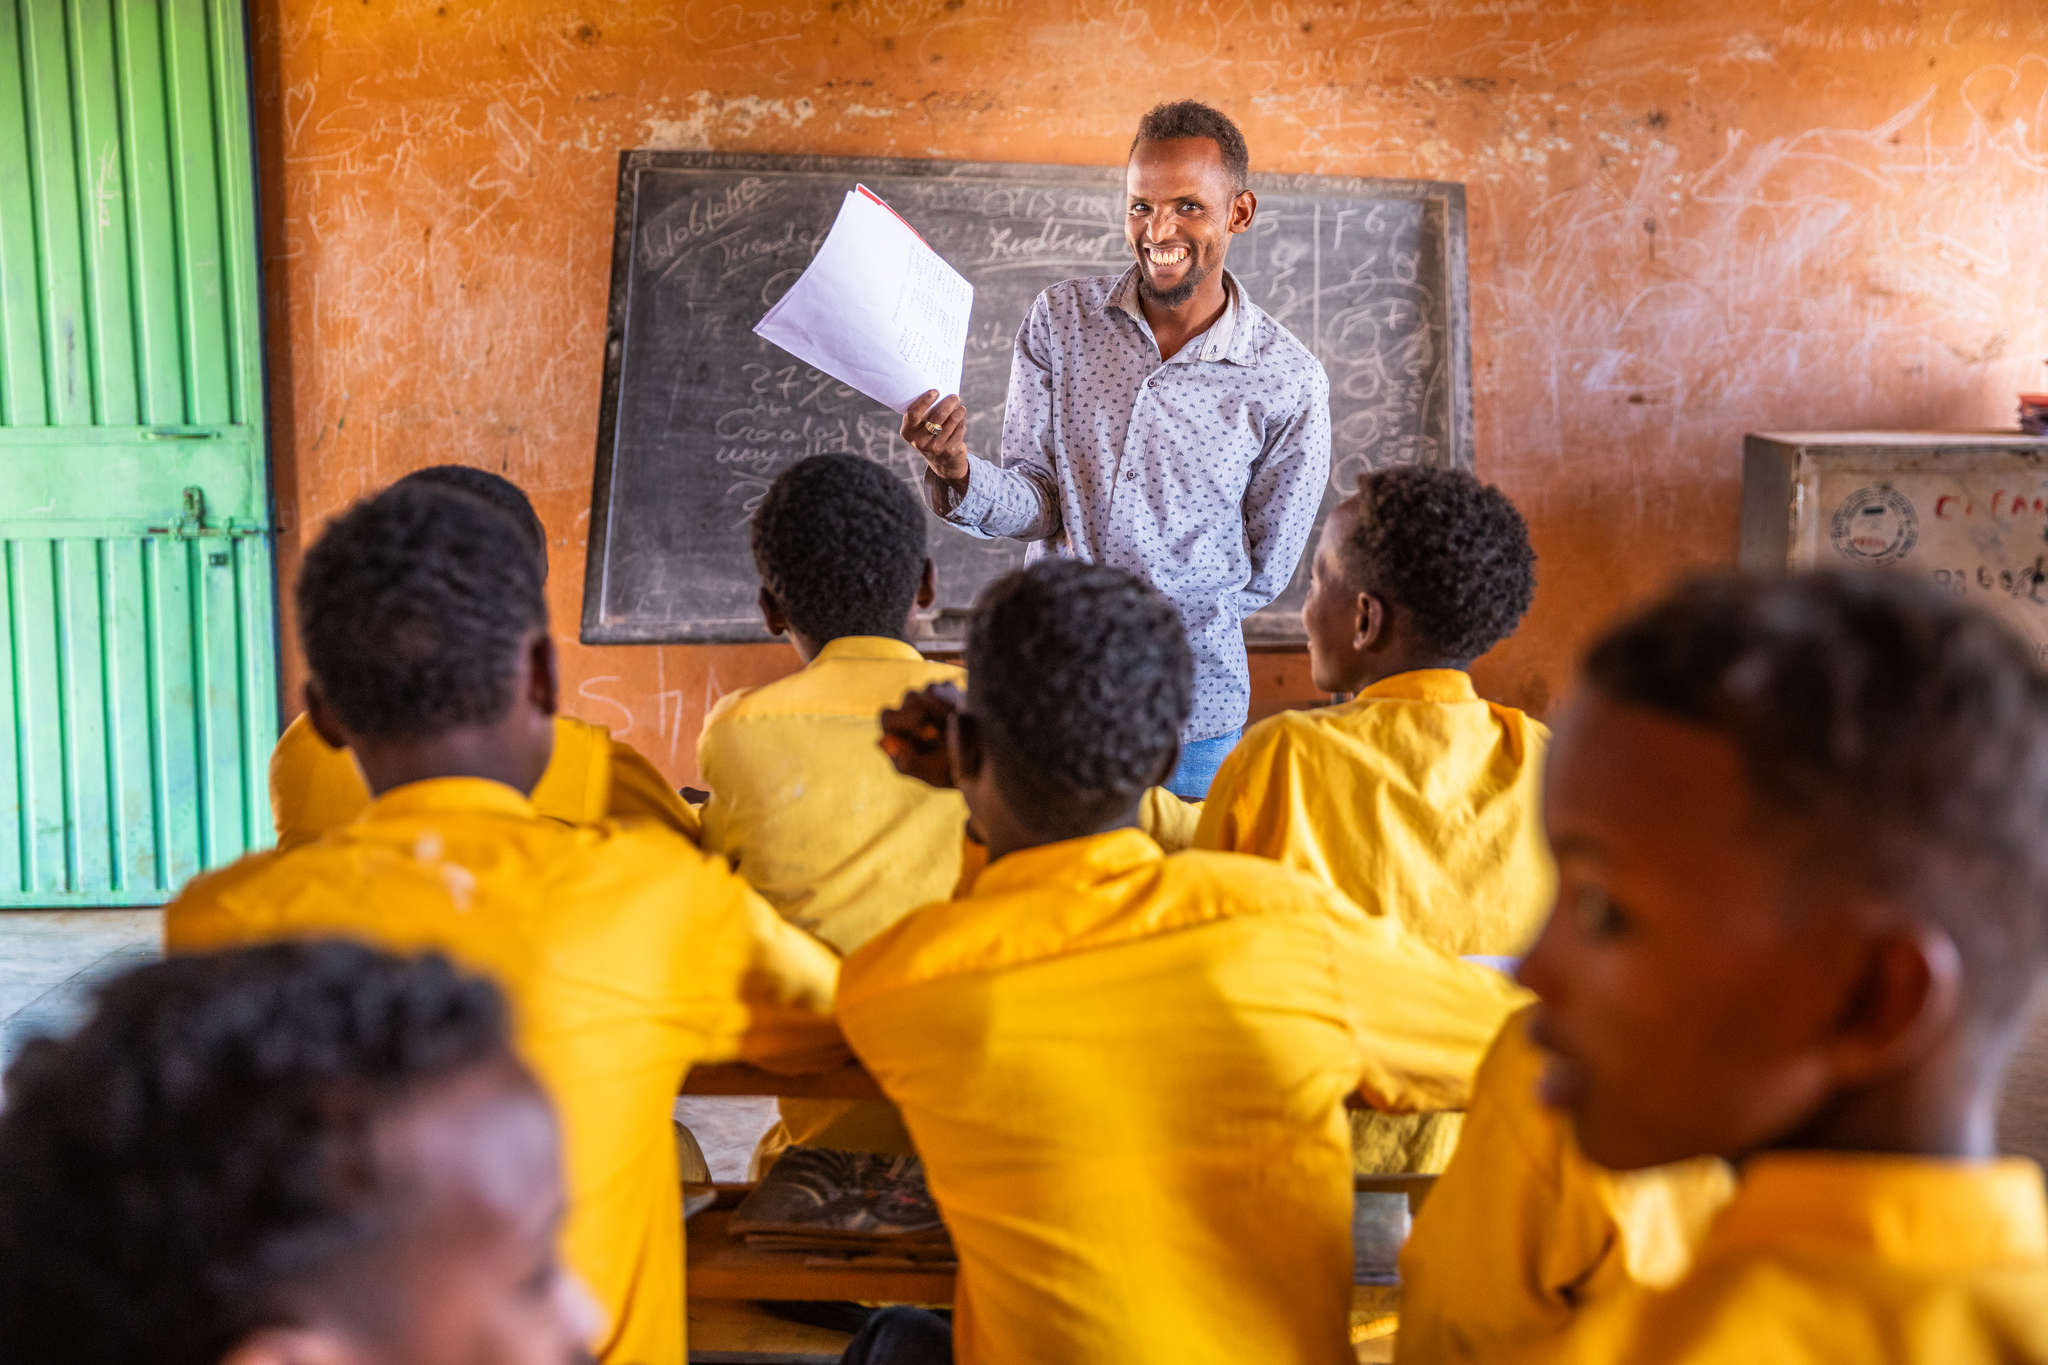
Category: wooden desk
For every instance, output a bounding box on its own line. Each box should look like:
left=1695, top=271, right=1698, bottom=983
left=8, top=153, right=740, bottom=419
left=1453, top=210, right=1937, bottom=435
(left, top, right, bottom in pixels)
left=688, top=1205, right=955, bottom=1304
left=684, top=1063, right=885, bottom=1100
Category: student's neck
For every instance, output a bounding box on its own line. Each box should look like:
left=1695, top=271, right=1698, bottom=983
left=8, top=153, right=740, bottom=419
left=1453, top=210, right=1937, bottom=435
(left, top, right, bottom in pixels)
left=353, top=734, right=542, bottom=800
left=791, top=629, right=907, bottom=664
left=980, top=804, right=1145, bottom=866
left=1337, top=655, right=1470, bottom=696
left=1769, top=1072, right=2001, bottom=1161
left=1139, top=278, right=1229, bottom=360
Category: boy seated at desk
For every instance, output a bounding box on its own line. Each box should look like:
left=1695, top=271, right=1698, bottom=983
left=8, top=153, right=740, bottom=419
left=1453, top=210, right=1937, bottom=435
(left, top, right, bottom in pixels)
left=835, top=559, right=1526, bottom=1365
left=1195, top=463, right=1551, bottom=1175
left=1499, top=571, right=2048, bottom=1364
left=0, top=939, right=600, bottom=1365
left=269, top=464, right=698, bottom=849
left=167, top=480, right=845, bottom=1365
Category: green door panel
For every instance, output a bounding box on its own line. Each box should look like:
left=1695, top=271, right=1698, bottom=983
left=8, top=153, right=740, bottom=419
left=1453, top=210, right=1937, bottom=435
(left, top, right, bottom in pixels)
left=1, top=0, right=275, bottom=907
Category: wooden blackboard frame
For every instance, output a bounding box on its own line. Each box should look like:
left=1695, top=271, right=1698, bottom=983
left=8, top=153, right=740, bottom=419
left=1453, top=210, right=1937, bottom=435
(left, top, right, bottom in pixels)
left=582, top=150, right=1473, bottom=646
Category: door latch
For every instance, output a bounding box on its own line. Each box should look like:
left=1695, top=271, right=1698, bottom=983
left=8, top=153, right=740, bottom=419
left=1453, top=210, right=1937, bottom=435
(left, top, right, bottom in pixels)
left=147, top=486, right=267, bottom=541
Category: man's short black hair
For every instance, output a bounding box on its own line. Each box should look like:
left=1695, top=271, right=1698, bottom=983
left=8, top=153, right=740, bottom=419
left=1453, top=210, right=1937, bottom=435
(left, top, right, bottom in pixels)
left=1585, top=570, right=2048, bottom=1023
left=1345, top=465, right=1536, bottom=662
left=0, top=940, right=516, bottom=1365
left=395, top=464, right=550, bottom=581
left=751, top=454, right=928, bottom=643
left=967, top=560, right=1192, bottom=815
left=1132, top=99, right=1250, bottom=193
left=298, top=481, right=547, bottom=741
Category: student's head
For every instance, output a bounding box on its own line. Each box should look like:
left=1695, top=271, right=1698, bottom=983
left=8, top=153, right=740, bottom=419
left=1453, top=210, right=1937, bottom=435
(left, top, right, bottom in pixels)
left=1125, top=100, right=1256, bottom=309
left=954, top=560, right=1192, bottom=850
left=0, top=940, right=598, bottom=1365
left=393, top=465, right=550, bottom=582
left=1304, top=465, right=1535, bottom=693
left=751, top=453, right=936, bottom=658
left=1519, top=571, right=2048, bottom=1172
left=297, top=481, right=556, bottom=796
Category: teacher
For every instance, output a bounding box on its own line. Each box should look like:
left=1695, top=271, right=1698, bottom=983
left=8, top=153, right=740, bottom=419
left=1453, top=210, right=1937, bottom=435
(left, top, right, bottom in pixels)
left=901, top=100, right=1332, bottom=799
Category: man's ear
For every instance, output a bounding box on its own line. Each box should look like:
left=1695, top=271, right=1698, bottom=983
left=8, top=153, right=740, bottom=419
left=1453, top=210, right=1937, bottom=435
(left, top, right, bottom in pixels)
left=1827, top=924, right=1963, bottom=1086
left=1229, top=188, right=1257, bottom=234
left=758, top=587, right=790, bottom=638
left=526, top=634, right=560, bottom=719
left=1354, top=591, right=1387, bottom=653
left=915, top=558, right=938, bottom=611
left=305, top=682, right=350, bottom=752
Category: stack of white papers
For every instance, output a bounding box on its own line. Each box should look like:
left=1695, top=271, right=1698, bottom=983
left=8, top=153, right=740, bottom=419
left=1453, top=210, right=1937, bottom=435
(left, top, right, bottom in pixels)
left=754, top=185, right=974, bottom=414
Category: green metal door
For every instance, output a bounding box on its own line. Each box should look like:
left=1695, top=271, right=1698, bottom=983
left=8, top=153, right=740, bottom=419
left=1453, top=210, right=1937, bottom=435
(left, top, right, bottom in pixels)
left=0, top=0, right=275, bottom=905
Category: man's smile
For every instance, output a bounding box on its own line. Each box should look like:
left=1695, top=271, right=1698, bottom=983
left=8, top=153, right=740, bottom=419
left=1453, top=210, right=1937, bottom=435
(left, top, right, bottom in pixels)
left=1143, top=244, right=1191, bottom=267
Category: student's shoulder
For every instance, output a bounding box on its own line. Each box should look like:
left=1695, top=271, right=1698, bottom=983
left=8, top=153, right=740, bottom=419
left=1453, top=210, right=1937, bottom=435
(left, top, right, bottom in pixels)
left=1162, top=845, right=1369, bottom=923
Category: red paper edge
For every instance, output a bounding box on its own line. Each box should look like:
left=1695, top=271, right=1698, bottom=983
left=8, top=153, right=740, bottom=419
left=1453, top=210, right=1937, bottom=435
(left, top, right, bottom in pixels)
left=855, top=183, right=934, bottom=249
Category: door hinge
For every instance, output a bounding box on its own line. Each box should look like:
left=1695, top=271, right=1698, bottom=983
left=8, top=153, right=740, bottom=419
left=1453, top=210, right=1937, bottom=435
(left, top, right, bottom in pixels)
left=146, top=486, right=268, bottom=540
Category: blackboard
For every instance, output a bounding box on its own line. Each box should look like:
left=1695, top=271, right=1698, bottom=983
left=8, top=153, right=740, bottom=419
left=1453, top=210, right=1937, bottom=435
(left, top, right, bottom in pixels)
left=581, top=152, right=1471, bottom=646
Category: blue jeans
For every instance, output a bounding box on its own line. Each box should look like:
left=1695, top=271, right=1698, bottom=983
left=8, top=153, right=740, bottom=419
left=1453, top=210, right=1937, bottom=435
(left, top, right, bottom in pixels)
left=838, top=1307, right=952, bottom=1365
left=1166, top=728, right=1240, bottom=800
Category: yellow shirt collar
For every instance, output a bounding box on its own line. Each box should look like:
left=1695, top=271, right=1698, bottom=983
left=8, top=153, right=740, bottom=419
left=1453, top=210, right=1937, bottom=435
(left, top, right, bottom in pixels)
left=1706, top=1153, right=2048, bottom=1270
left=972, top=826, right=1164, bottom=898
left=1355, top=668, right=1482, bottom=705
left=810, top=635, right=930, bottom=665
left=361, top=776, right=540, bottom=822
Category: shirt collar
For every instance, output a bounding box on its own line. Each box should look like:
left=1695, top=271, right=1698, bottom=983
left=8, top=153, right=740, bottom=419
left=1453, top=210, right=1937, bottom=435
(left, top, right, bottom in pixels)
left=362, top=776, right=539, bottom=822
left=970, top=826, right=1164, bottom=899
left=1703, top=1153, right=2048, bottom=1272
left=1355, top=669, right=1482, bottom=705
left=810, top=635, right=929, bottom=665
left=1103, top=266, right=1257, bottom=365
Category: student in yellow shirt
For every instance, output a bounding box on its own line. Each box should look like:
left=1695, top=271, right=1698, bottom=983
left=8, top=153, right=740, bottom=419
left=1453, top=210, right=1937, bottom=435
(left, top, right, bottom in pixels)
left=1196, top=464, right=1550, bottom=1174
left=1505, top=571, right=2048, bottom=1364
left=1394, top=1005, right=1734, bottom=1363
left=837, top=560, right=1528, bottom=1365
left=168, top=482, right=845, bottom=1365
left=268, top=464, right=697, bottom=850
left=0, top=939, right=601, bottom=1365
left=700, top=454, right=963, bottom=1160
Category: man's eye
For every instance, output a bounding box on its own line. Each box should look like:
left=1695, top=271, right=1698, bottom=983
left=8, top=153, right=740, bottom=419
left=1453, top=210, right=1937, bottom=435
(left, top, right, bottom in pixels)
left=1571, top=885, right=1631, bottom=939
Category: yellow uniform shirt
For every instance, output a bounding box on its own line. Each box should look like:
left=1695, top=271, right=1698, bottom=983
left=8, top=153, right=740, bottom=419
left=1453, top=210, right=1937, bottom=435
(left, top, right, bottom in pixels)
left=1195, top=668, right=1554, bottom=1174
left=1396, top=1009, right=1734, bottom=1364
left=166, top=779, right=845, bottom=1365
left=1519, top=1154, right=2048, bottom=1364
left=268, top=710, right=700, bottom=850
left=838, top=828, right=1527, bottom=1365
left=699, top=636, right=966, bottom=1157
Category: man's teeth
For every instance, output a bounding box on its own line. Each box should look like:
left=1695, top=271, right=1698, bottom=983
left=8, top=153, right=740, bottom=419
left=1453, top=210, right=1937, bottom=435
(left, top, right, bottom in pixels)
left=1146, top=246, right=1189, bottom=265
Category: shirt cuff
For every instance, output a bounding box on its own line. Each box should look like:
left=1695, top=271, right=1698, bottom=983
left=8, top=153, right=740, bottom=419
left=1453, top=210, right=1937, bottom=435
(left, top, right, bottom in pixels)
left=925, top=456, right=1001, bottom=529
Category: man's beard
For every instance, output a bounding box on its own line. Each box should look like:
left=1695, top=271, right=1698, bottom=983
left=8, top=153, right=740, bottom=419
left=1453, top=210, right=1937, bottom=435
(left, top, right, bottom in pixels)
left=1135, top=252, right=1214, bottom=309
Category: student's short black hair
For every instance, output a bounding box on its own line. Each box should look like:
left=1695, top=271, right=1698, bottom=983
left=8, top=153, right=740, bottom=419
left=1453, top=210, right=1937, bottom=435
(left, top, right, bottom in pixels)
left=0, top=940, right=516, bottom=1365
left=1343, top=465, right=1536, bottom=662
left=297, top=481, right=547, bottom=741
left=395, top=464, right=550, bottom=581
left=751, top=454, right=928, bottom=643
left=967, top=560, right=1192, bottom=815
left=1585, top=570, right=2048, bottom=1022
left=1132, top=99, right=1250, bottom=193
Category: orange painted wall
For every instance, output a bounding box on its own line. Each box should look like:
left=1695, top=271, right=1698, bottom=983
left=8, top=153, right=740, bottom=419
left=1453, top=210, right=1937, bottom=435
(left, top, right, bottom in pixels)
left=254, top=0, right=2048, bottom=785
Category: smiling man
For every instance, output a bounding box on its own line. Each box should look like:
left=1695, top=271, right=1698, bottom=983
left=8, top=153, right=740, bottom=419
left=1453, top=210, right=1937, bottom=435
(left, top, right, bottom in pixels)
left=902, top=100, right=1331, bottom=798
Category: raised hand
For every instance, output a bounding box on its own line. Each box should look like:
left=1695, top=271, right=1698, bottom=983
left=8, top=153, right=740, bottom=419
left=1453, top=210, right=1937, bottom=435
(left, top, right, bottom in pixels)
left=879, top=682, right=965, bottom=789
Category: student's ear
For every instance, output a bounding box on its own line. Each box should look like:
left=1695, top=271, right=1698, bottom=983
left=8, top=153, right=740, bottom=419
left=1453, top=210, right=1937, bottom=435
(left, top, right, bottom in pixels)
left=219, top=1327, right=362, bottom=1365
left=1827, top=924, right=1964, bottom=1085
left=949, top=709, right=986, bottom=786
left=758, top=587, right=790, bottom=638
left=526, top=634, right=560, bottom=719
left=1354, top=591, right=1387, bottom=653
left=915, top=558, right=937, bottom=611
left=1150, top=737, right=1182, bottom=791
left=1229, top=188, right=1257, bottom=234
left=305, top=682, right=350, bottom=752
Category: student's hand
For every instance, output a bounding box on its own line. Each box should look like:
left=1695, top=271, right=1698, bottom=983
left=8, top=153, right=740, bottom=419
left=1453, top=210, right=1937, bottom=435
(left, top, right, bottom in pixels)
left=902, top=391, right=970, bottom=486
left=880, top=682, right=963, bottom=789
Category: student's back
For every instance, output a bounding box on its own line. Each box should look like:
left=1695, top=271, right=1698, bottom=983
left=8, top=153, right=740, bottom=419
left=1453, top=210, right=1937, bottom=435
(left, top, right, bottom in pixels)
left=842, top=561, right=1525, bottom=1365
left=1198, top=465, right=1548, bottom=1173
left=170, top=483, right=843, bottom=1365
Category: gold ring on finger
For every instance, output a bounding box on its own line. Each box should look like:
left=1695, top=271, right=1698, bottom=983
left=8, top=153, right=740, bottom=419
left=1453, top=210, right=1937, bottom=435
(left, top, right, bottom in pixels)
left=923, top=421, right=944, bottom=435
